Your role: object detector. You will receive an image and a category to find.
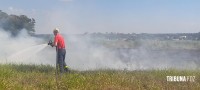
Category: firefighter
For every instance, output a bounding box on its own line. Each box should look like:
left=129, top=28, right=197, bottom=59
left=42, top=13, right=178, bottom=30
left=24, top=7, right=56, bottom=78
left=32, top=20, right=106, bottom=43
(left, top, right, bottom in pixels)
left=49, top=28, right=69, bottom=73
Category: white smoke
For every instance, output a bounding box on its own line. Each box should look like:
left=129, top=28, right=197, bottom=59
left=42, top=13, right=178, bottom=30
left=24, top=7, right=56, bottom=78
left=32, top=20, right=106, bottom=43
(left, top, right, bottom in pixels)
left=64, top=35, right=200, bottom=71
left=65, top=35, right=126, bottom=70
left=0, top=28, right=199, bottom=71
left=0, top=29, right=55, bottom=65
left=63, top=36, right=200, bottom=70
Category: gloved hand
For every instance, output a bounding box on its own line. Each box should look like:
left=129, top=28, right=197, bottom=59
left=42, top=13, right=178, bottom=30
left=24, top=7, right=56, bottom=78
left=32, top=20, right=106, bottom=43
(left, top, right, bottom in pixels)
left=48, top=40, right=54, bottom=47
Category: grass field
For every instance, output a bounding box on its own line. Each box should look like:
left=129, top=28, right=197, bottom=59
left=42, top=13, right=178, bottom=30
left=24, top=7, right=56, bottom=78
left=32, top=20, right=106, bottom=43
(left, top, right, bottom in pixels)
left=0, top=64, right=200, bottom=90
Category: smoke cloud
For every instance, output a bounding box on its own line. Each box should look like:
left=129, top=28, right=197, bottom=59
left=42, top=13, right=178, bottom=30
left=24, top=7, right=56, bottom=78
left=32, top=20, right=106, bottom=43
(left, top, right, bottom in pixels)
left=0, top=28, right=199, bottom=71
left=65, top=35, right=200, bottom=70
left=0, top=29, right=54, bottom=64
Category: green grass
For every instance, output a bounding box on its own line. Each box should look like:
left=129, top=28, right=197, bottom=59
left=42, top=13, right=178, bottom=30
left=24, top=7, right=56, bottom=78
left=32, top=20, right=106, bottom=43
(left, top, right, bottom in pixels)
left=0, top=64, right=200, bottom=90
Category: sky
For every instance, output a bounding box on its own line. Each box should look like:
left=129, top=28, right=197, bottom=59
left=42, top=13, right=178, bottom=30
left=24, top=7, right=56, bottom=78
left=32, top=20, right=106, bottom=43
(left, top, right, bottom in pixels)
left=1, top=0, right=200, bottom=34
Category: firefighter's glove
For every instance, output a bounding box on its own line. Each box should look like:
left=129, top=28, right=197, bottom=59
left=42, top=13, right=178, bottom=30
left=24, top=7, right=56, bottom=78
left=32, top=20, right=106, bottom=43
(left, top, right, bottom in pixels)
left=48, top=40, right=54, bottom=47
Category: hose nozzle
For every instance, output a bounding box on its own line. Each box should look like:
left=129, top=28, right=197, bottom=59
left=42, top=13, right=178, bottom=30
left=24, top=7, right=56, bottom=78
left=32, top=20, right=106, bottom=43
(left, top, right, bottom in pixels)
left=48, top=40, right=53, bottom=47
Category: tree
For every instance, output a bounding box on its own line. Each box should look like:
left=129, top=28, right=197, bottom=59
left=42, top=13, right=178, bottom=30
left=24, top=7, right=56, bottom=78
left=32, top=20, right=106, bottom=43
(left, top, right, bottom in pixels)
left=0, top=10, right=35, bottom=36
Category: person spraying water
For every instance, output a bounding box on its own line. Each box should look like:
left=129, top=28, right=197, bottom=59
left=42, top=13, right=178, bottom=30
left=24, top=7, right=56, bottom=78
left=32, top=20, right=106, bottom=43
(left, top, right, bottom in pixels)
left=48, top=28, right=69, bottom=73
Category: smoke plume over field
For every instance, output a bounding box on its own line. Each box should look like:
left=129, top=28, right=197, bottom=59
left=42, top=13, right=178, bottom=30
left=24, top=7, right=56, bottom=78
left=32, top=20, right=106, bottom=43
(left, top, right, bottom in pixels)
left=1, top=27, right=199, bottom=71
left=66, top=36, right=200, bottom=70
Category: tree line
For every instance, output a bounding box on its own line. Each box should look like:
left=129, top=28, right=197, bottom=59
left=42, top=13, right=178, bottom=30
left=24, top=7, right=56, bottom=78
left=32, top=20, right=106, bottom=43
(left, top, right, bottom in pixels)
left=0, top=10, right=35, bottom=36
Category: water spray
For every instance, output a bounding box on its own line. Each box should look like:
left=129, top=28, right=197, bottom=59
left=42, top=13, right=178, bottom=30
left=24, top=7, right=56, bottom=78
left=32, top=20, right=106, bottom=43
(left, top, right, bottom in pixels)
left=7, top=44, right=48, bottom=64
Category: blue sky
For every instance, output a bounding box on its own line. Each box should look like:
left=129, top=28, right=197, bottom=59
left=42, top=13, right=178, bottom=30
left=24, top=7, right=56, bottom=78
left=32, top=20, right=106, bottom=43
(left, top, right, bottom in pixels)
left=1, top=0, right=200, bottom=34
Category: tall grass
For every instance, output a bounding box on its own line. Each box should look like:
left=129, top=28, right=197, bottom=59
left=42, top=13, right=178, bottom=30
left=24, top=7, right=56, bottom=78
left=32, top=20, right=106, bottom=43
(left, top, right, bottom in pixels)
left=0, top=64, right=199, bottom=90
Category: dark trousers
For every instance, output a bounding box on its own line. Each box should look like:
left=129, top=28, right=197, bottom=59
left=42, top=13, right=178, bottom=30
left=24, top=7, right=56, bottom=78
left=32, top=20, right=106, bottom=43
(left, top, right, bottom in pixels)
left=57, top=49, right=67, bottom=73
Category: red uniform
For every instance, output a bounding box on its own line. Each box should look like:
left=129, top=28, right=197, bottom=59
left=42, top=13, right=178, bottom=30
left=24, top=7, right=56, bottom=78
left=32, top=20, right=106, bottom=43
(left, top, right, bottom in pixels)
left=54, top=34, right=66, bottom=49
